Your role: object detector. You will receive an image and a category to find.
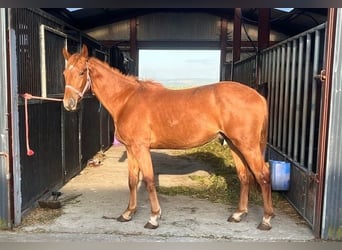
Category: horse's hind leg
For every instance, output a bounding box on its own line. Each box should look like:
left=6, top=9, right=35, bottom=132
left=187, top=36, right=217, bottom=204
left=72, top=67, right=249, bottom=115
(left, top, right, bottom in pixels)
left=117, top=148, right=140, bottom=222
left=239, top=147, right=274, bottom=230
left=227, top=149, right=250, bottom=223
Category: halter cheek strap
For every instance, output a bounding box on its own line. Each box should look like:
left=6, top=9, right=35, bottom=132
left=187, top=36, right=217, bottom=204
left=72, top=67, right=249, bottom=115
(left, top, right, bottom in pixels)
left=65, top=62, right=92, bottom=98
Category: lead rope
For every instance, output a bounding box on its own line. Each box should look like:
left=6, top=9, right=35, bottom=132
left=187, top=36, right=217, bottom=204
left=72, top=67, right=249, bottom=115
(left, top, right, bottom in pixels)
left=21, top=93, right=62, bottom=156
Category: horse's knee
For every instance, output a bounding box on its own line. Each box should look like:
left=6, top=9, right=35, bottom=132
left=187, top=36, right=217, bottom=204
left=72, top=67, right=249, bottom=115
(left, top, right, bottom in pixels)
left=256, top=172, right=270, bottom=185
left=254, top=163, right=270, bottom=185
left=239, top=173, right=250, bottom=186
left=129, top=174, right=139, bottom=189
left=144, top=177, right=156, bottom=193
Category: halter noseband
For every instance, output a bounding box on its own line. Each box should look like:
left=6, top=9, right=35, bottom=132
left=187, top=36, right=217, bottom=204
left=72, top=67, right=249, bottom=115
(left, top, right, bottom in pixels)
left=65, top=62, right=92, bottom=98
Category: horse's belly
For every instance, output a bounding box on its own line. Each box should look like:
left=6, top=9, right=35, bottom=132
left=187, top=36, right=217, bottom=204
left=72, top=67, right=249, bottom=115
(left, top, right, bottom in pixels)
left=149, top=120, right=219, bottom=149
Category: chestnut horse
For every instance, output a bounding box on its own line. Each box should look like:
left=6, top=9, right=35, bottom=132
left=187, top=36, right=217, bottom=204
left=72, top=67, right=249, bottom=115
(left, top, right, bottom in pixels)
left=62, top=45, right=274, bottom=230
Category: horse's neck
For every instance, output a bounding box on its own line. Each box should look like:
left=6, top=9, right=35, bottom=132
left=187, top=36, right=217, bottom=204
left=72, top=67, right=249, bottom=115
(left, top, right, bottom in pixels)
left=89, top=59, right=138, bottom=121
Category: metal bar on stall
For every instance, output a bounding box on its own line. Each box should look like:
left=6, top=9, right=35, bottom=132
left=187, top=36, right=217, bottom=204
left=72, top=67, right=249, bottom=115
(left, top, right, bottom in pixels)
left=270, top=49, right=277, bottom=145
left=267, top=51, right=273, bottom=143
left=267, top=51, right=273, bottom=100
left=264, top=54, right=268, bottom=86
left=300, top=33, right=312, bottom=165
left=274, top=47, right=281, bottom=147
left=288, top=39, right=298, bottom=157
left=294, top=36, right=304, bottom=162
left=259, top=54, right=264, bottom=84
left=282, top=42, right=291, bottom=153
left=307, top=30, right=321, bottom=172
left=261, top=23, right=326, bottom=53
left=278, top=45, right=286, bottom=149
left=266, top=51, right=272, bottom=143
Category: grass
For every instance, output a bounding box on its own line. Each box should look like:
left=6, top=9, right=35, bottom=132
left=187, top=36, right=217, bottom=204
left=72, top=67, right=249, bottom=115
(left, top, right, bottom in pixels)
left=157, top=138, right=285, bottom=207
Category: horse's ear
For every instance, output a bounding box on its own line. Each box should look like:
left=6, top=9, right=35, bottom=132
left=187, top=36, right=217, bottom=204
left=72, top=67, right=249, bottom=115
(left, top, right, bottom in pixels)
left=81, top=44, right=88, bottom=58
left=62, top=47, right=71, bottom=60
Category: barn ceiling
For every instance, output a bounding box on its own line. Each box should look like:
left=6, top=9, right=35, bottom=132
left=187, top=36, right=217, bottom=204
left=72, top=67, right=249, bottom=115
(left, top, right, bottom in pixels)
left=42, top=8, right=328, bottom=37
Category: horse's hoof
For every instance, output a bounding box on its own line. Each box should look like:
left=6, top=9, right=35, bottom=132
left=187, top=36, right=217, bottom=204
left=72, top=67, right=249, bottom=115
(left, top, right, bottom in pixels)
left=144, top=222, right=159, bottom=229
left=227, top=212, right=247, bottom=223
left=227, top=215, right=240, bottom=223
left=257, top=222, right=272, bottom=231
left=117, top=215, right=131, bottom=223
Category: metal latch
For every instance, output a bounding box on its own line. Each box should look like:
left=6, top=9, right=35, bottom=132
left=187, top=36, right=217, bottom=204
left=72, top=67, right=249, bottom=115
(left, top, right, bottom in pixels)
left=314, top=69, right=326, bottom=82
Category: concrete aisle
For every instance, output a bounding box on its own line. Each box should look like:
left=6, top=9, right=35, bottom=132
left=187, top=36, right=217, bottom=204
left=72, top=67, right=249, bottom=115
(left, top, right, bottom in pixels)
left=0, top=146, right=314, bottom=242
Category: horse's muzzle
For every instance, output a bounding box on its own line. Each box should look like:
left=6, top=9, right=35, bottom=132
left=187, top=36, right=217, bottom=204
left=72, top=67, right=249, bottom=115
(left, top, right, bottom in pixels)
left=63, top=97, right=78, bottom=111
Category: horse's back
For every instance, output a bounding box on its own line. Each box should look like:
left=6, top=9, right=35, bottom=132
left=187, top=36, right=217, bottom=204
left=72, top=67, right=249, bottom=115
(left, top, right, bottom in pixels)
left=216, top=81, right=266, bottom=101
left=126, top=80, right=267, bottom=120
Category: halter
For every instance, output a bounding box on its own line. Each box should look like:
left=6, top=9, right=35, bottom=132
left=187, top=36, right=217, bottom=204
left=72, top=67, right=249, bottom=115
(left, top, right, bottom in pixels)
left=65, top=62, right=92, bottom=98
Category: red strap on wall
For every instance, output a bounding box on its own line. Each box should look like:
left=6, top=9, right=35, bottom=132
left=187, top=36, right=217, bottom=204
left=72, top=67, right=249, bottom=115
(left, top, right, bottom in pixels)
left=21, top=93, right=62, bottom=157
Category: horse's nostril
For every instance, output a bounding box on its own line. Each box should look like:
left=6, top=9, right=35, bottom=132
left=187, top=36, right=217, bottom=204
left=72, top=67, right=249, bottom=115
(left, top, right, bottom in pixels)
left=63, top=98, right=76, bottom=111
left=68, top=98, right=76, bottom=108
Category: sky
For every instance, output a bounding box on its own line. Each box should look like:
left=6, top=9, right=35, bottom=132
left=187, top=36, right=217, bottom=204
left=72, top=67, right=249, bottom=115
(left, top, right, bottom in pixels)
left=138, top=50, right=221, bottom=89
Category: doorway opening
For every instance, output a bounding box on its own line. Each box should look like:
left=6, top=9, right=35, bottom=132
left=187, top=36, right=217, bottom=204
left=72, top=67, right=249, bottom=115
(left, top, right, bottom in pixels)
left=138, top=49, right=220, bottom=89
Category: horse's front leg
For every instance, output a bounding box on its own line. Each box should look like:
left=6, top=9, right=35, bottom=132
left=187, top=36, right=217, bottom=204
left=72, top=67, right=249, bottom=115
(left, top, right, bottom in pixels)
left=130, top=144, right=161, bottom=229
left=117, top=149, right=140, bottom=222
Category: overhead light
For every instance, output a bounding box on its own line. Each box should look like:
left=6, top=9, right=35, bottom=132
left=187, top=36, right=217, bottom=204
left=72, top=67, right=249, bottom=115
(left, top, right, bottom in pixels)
left=66, top=8, right=83, bottom=12
left=274, top=8, right=294, bottom=13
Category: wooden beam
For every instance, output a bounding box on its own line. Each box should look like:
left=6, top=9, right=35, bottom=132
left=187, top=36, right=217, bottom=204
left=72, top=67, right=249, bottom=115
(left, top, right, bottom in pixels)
left=100, top=40, right=278, bottom=49
left=220, top=18, right=228, bottom=80
left=130, top=17, right=137, bottom=74
left=233, top=8, right=242, bottom=62
left=258, top=8, right=270, bottom=50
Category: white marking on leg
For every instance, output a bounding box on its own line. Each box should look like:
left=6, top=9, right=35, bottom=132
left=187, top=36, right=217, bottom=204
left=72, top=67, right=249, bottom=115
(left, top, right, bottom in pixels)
left=148, top=209, right=162, bottom=227
left=232, top=210, right=248, bottom=222
left=262, top=216, right=272, bottom=226
left=122, top=210, right=133, bottom=221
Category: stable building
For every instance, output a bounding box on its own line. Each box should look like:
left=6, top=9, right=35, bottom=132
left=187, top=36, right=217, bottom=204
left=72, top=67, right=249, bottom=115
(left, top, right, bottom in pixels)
left=0, top=8, right=341, bottom=240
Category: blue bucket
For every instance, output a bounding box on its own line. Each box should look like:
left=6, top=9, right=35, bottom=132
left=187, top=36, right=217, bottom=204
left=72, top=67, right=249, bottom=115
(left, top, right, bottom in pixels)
left=269, top=160, right=291, bottom=191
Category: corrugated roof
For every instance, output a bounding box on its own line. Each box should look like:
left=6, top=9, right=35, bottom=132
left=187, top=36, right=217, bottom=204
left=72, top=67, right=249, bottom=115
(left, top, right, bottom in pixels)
left=43, top=8, right=327, bottom=36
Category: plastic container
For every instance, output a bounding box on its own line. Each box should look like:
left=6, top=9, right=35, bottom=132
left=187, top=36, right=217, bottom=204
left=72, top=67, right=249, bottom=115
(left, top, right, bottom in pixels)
left=269, top=160, right=291, bottom=191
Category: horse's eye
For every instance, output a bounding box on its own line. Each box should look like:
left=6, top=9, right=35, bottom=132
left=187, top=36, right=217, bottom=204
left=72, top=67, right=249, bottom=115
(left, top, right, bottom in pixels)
left=79, top=70, right=85, bottom=76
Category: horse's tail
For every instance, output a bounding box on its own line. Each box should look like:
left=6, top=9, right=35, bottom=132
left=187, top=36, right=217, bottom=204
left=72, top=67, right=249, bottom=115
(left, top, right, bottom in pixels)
left=260, top=99, right=268, bottom=156
left=249, top=97, right=268, bottom=191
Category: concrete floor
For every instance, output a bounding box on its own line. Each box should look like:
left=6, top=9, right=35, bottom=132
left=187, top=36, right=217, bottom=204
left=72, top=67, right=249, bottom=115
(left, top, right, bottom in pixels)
left=0, top=145, right=315, bottom=242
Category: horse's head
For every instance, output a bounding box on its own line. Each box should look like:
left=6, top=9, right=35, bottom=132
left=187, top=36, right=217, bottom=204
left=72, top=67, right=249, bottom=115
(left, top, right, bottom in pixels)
left=62, top=44, right=91, bottom=111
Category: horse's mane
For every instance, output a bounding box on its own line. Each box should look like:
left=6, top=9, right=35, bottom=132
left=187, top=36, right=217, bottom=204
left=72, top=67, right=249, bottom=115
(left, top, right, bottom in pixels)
left=89, top=57, right=137, bottom=82
left=138, top=79, right=165, bottom=89
left=89, top=56, right=165, bottom=90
